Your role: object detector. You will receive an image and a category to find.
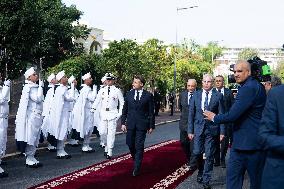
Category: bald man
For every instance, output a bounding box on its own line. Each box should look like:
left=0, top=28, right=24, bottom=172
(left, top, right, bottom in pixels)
left=204, top=61, right=267, bottom=189
left=179, top=79, right=197, bottom=164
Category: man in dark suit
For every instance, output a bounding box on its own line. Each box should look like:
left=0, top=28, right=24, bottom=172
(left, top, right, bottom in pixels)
left=214, top=75, right=234, bottom=168
left=259, top=85, right=284, bottom=189
left=188, top=74, right=225, bottom=189
left=179, top=79, right=197, bottom=164
left=121, top=75, right=155, bottom=177
left=204, top=60, right=267, bottom=189
left=180, top=79, right=204, bottom=183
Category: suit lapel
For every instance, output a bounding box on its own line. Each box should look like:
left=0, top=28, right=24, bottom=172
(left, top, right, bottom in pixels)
left=139, top=90, right=146, bottom=102
left=197, top=90, right=202, bottom=110
left=208, top=90, right=217, bottom=109
left=185, top=91, right=189, bottom=105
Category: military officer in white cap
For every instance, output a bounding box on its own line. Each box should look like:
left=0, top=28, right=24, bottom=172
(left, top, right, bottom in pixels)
left=96, top=75, right=107, bottom=148
left=66, top=75, right=80, bottom=146
left=0, top=78, right=10, bottom=177
left=49, top=71, right=74, bottom=159
left=41, top=73, right=57, bottom=151
left=73, top=72, right=97, bottom=152
left=92, top=73, right=124, bottom=159
left=15, top=67, right=44, bottom=168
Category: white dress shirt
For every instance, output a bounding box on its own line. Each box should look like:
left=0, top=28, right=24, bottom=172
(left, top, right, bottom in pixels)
left=201, top=89, right=213, bottom=111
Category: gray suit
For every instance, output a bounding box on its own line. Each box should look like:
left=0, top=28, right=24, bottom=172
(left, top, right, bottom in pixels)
left=188, top=89, right=224, bottom=185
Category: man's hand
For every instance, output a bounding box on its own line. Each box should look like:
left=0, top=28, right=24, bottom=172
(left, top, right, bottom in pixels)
left=203, top=110, right=216, bottom=121
left=147, top=128, right=153, bottom=134
left=121, top=125, right=127, bottom=133
left=220, top=135, right=225, bottom=141
left=188, top=134, right=194, bottom=140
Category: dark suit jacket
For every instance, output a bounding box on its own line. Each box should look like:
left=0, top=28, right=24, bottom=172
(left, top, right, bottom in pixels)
left=121, top=89, right=155, bottom=131
left=218, top=88, right=235, bottom=135
left=214, top=77, right=266, bottom=150
left=188, top=89, right=225, bottom=137
left=259, top=85, right=284, bottom=189
left=179, top=90, right=192, bottom=132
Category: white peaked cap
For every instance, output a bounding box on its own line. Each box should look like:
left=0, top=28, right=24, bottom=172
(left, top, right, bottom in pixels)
left=47, top=73, right=56, bottom=83
left=56, top=70, right=65, bottom=81
left=68, top=75, right=75, bottom=84
left=82, top=72, right=91, bottom=80
left=101, top=76, right=107, bottom=83
left=24, top=67, right=36, bottom=79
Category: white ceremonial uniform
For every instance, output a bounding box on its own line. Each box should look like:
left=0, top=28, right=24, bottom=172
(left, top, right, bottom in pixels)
left=73, top=84, right=97, bottom=151
left=41, top=84, right=56, bottom=137
left=0, top=81, right=10, bottom=170
left=95, top=85, right=106, bottom=147
left=49, top=84, right=74, bottom=157
left=15, top=81, right=44, bottom=165
left=92, top=85, right=124, bottom=157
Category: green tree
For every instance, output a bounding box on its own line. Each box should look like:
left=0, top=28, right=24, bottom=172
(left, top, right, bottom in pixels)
left=0, top=0, right=89, bottom=79
left=47, top=54, right=105, bottom=86
left=238, top=48, right=259, bottom=60
left=197, top=41, right=223, bottom=63
left=102, top=39, right=144, bottom=92
left=273, top=60, right=284, bottom=82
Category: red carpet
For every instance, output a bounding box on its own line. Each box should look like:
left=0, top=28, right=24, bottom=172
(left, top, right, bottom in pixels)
left=30, top=140, right=192, bottom=189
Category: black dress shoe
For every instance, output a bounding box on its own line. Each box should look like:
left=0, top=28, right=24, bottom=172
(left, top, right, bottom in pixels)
left=0, top=161, right=7, bottom=166
left=132, top=169, right=140, bottom=177
left=106, top=155, right=112, bottom=159
left=56, top=155, right=72, bottom=159
left=203, top=183, right=212, bottom=189
left=188, top=166, right=197, bottom=172
left=82, top=149, right=95, bottom=153
left=197, top=176, right=203, bottom=184
left=221, top=161, right=226, bottom=168
left=0, top=172, right=8, bottom=178
left=26, top=163, right=43, bottom=168
left=47, top=148, right=57, bottom=152
left=214, top=162, right=220, bottom=167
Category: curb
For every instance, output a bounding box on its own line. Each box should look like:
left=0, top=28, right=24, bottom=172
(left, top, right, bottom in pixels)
left=4, top=119, right=180, bottom=158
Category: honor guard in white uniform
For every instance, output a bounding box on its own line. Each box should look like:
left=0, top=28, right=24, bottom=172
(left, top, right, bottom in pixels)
left=73, top=73, right=97, bottom=152
left=49, top=71, right=74, bottom=159
left=15, top=67, right=44, bottom=168
left=92, top=73, right=124, bottom=159
left=66, top=75, right=80, bottom=146
left=96, top=76, right=107, bottom=148
left=41, top=73, right=57, bottom=151
left=0, top=79, right=10, bottom=178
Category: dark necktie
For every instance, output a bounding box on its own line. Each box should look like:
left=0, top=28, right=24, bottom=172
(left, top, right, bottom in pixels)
left=107, top=86, right=110, bottom=95
left=188, top=92, right=193, bottom=105
left=135, top=90, right=140, bottom=101
left=204, top=91, right=209, bottom=110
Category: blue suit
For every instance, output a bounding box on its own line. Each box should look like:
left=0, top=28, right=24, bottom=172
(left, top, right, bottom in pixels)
left=259, top=85, right=284, bottom=189
left=121, top=89, right=155, bottom=171
left=188, top=89, right=224, bottom=185
left=214, top=77, right=266, bottom=189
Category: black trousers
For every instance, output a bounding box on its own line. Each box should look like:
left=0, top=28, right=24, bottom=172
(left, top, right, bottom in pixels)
left=180, top=130, right=193, bottom=163
left=126, top=128, right=147, bottom=170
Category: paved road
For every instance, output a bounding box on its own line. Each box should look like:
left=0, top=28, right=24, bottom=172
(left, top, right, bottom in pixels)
left=1, top=120, right=250, bottom=189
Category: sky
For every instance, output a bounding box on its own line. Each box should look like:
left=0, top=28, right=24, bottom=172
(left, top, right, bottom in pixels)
left=62, top=0, right=284, bottom=47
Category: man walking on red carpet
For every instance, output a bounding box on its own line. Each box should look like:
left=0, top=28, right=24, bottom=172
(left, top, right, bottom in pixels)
left=121, top=75, right=155, bottom=177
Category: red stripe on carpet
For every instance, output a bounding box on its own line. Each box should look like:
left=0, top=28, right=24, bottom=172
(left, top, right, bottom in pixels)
left=30, top=140, right=192, bottom=189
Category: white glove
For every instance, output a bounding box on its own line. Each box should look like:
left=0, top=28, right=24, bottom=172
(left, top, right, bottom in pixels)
left=39, top=80, right=44, bottom=87
left=4, top=80, right=11, bottom=87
